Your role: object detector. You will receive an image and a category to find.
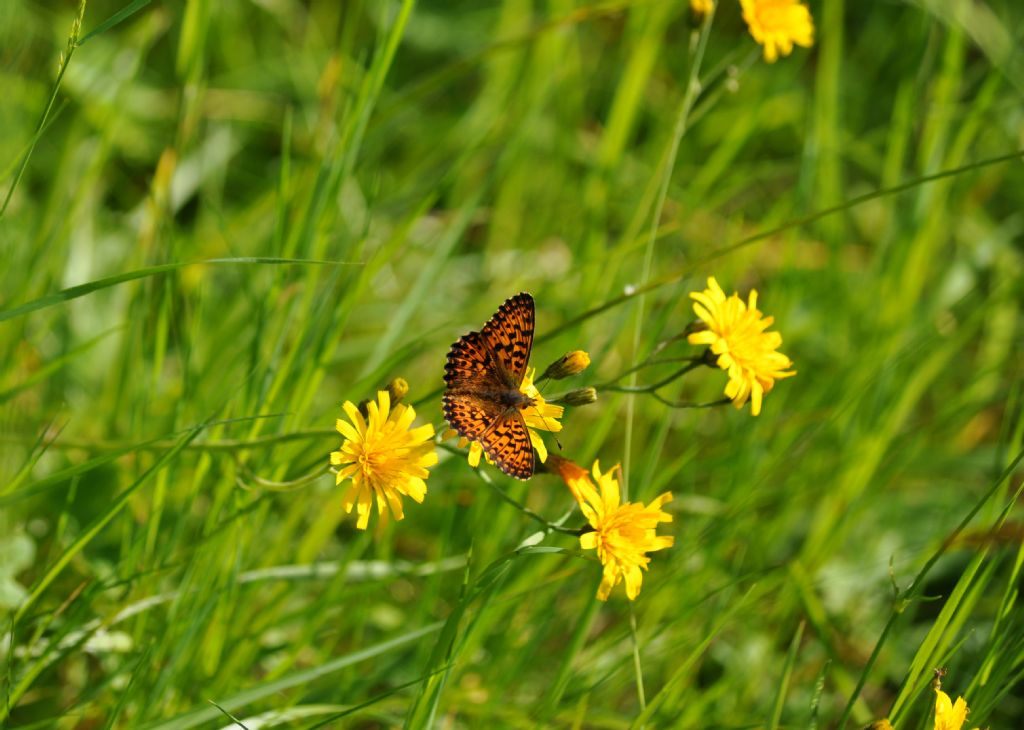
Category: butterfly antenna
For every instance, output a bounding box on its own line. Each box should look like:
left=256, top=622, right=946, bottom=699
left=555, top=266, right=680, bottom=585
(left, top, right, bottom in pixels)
left=531, top=404, right=563, bottom=451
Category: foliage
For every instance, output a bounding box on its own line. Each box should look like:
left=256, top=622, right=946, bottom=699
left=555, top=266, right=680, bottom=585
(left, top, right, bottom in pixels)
left=1, top=0, right=1023, bottom=727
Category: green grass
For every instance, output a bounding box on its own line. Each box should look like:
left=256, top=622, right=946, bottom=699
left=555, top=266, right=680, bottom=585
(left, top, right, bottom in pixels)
left=2, top=0, right=1024, bottom=727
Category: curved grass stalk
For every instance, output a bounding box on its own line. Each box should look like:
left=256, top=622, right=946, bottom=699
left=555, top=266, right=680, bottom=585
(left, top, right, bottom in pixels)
left=0, top=1, right=87, bottom=220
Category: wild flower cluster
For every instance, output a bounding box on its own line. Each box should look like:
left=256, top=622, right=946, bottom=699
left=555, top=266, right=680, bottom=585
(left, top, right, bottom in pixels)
left=329, top=278, right=794, bottom=601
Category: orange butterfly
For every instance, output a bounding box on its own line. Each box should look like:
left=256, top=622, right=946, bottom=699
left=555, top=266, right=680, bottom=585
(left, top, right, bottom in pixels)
left=443, top=293, right=538, bottom=479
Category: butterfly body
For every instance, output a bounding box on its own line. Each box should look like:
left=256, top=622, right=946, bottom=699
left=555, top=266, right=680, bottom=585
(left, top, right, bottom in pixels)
left=475, top=386, right=534, bottom=410
left=443, top=293, right=538, bottom=479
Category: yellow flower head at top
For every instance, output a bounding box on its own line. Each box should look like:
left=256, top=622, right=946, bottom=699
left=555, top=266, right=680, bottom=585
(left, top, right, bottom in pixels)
left=448, top=366, right=564, bottom=468
left=934, top=688, right=976, bottom=730
left=553, top=457, right=673, bottom=601
left=688, top=277, right=795, bottom=416
left=330, top=390, right=437, bottom=530
left=740, top=0, right=815, bottom=63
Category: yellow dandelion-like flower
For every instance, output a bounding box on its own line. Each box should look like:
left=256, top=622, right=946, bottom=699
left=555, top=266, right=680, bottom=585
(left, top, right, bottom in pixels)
left=330, top=390, right=437, bottom=530
left=934, top=688, right=976, bottom=730
left=688, top=276, right=795, bottom=416
left=448, top=367, right=564, bottom=468
left=558, top=458, right=673, bottom=601
left=520, top=367, right=563, bottom=462
left=740, top=0, right=815, bottom=63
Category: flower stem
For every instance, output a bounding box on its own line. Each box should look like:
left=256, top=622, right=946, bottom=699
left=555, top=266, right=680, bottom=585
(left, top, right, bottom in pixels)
left=622, top=3, right=715, bottom=500
left=650, top=394, right=730, bottom=409
left=478, top=473, right=581, bottom=536
left=599, top=362, right=702, bottom=393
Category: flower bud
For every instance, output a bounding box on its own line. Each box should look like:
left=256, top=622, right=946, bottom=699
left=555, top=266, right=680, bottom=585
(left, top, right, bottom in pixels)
left=386, top=377, right=409, bottom=404
left=358, top=378, right=410, bottom=417
left=553, top=387, right=597, bottom=407
left=689, top=0, right=714, bottom=26
left=540, top=453, right=588, bottom=482
left=542, top=350, right=591, bottom=380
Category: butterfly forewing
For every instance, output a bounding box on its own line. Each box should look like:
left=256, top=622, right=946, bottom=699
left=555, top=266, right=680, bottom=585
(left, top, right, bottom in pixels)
left=443, top=292, right=538, bottom=480
left=481, top=293, right=534, bottom=385
left=443, top=331, right=503, bottom=391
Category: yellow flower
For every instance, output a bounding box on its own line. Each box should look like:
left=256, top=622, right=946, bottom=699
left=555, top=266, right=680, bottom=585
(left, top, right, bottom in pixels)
left=520, top=367, right=563, bottom=461
left=688, top=277, right=795, bottom=416
left=448, top=367, right=564, bottom=467
left=562, top=459, right=673, bottom=601
left=330, top=390, right=437, bottom=530
left=740, top=0, right=815, bottom=63
left=934, top=688, right=976, bottom=730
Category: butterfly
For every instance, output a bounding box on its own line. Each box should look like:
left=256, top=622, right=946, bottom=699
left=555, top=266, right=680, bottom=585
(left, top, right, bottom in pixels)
left=443, top=292, right=539, bottom=479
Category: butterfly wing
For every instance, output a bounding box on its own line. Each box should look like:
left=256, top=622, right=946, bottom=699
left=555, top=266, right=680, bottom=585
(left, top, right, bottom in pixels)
left=443, top=330, right=503, bottom=392
left=442, top=390, right=504, bottom=442
left=477, top=410, right=534, bottom=479
left=481, top=292, right=534, bottom=385
left=442, top=293, right=537, bottom=480
left=443, top=329, right=504, bottom=441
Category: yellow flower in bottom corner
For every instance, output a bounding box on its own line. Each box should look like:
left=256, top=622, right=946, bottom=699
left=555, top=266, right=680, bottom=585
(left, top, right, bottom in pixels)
left=688, top=276, right=795, bottom=416
left=740, top=0, right=814, bottom=63
left=559, top=459, right=673, bottom=601
left=934, top=688, right=978, bottom=730
left=331, top=390, right=437, bottom=530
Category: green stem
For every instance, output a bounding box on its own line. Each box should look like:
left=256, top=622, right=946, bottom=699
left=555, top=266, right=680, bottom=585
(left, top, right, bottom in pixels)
left=622, top=0, right=715, bottom=498
left=599, top=362, right=702, bottom=393
left=0, top=1, right=87, bottom=220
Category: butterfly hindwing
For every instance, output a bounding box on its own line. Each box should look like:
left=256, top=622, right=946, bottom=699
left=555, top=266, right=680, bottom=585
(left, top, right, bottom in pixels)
left=478, top=411, right=534, bottom=480
left=442, top=391, right=504, bottom=442
left=481, top=293, right=534, bottom=385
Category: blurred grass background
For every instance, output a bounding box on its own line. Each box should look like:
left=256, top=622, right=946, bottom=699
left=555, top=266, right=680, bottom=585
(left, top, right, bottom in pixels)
left=2, top=0, right=1023, bottom=727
